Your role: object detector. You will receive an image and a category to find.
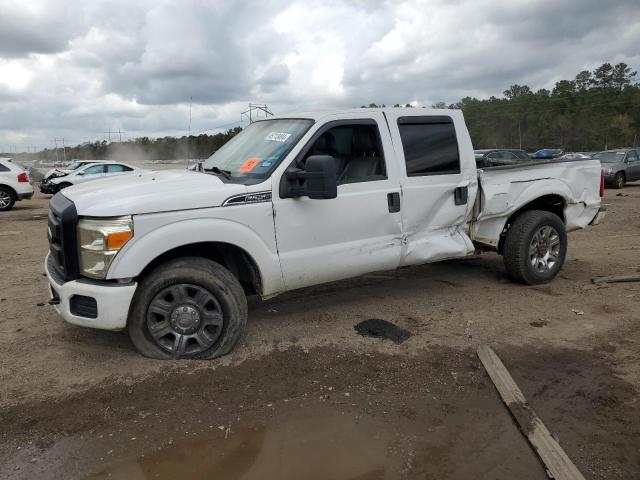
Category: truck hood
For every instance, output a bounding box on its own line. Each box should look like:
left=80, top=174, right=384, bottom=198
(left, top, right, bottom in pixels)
left=61, top=170, right=248, bottom=216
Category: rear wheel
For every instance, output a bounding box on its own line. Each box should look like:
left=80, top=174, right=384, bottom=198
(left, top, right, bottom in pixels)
left=128, top=257, right=248, bottom=360
left=503, top=210, right=567, bottom=285
left=0, top=187, right=15, bottom=211
left=613, top=172, right=625, bottom=189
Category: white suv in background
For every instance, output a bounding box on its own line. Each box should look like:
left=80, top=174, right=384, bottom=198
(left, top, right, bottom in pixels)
left=0, top=158, right=34, bottom=211
left=40, top=161, right=143, bottom=193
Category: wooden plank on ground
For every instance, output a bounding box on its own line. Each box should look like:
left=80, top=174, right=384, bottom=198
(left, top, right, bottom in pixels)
left=477, top=345, right=586, bottom=480
left=591, top=275, right=640, bottom=285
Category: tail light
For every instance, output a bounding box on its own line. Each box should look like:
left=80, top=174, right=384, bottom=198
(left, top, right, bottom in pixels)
left=599, top=170, right=605, bottom=198
left=17, top=172, right=28, bottom=183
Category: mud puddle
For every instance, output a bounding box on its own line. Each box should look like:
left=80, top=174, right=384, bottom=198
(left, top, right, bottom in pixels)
left=89, top=407, right=389, bottom=480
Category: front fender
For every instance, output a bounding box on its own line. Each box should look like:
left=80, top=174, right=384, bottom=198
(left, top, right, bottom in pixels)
left=107, top=216, right=285, bottom=296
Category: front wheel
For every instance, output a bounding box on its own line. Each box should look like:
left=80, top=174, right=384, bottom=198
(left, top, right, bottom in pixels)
left=503, top=210, right=567, bottom=285
left=128, top=257, right=248, bottom=359
left=613, top=172, right=625, bottom=189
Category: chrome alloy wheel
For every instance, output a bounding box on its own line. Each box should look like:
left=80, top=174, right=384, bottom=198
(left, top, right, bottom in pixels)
left=146, top=283, right=224, bottom=356
left=0, top=190, right=12, bottom=209
left=529, top=225, right=561, bottom=273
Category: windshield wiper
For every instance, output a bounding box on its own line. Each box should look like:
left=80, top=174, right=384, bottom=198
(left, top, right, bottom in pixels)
left=204, top=166, right=232, bottom=179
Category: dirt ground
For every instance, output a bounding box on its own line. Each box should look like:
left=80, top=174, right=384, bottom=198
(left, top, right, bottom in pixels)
left=0, top=184, right=639, bottom=479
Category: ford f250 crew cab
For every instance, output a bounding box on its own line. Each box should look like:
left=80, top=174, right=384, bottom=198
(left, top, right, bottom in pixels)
left=44, top=108, right=606, bottom=359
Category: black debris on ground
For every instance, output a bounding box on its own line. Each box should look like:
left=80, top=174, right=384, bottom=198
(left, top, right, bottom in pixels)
left=354, top=319, right=411, bottom=343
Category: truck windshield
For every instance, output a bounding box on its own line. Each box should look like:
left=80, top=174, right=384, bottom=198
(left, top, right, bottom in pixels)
left=594, top=151, right=626, bottom=163
left=202, top=119, right=313, bottom=183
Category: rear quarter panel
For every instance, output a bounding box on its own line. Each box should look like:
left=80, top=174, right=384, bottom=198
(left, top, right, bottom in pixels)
left=472, top=159, right=602, bottom=246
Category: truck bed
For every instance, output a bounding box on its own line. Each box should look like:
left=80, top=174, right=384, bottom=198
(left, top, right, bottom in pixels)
left=471, top=158, right=602, bottom=247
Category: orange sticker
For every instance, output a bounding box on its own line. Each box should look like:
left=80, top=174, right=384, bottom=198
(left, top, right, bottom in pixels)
left=239, top=157, right=260, bottom=173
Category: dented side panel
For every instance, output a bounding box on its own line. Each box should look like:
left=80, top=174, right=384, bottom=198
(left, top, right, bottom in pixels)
left=384, top=109, right=479, bottom=266
left=472, top=159, right=602, bottom=247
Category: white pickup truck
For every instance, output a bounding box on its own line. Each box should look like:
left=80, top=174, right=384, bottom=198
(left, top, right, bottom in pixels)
left=45, top=108, right=605, bottom=359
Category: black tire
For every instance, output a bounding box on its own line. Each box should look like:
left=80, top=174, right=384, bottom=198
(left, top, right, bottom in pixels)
left=128, top=257, right=248, bottom=360
left=56, top=182, right=72, bottom=192
left=0, top=186, right=15, bottom=211
left=503, top=210, right=567, bottom=285
left=613, top=172, right=625, bottom=189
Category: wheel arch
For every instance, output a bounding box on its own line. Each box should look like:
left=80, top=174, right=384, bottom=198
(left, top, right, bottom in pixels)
left=0, top=183, right=18, bottom=198
left=497, top=194, right=566, bottom=254
left=137, top=242, right=264, bottom=296
left=107, top=217, right=284, bottom=297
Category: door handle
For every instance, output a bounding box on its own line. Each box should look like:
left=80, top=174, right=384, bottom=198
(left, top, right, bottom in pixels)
left=387, top=192, right=400, bottom=213
left=454, top=186, right=468, bottom=205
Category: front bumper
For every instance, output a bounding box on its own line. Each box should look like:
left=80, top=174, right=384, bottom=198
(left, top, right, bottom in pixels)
left=603, top=174, right=617, bottom=185
left=39, top=181, right=58, bottom=194
left=45, top=254, right=137, bottom=330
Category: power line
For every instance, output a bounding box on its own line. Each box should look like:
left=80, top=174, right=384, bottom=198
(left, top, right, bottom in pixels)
left=241, top=103, right=273, bottom=123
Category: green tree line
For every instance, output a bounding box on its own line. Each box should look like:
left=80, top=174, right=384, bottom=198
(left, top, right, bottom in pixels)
left=367, top=62, right=639, bottom=151
left=11, top=127, right=242, bottom=163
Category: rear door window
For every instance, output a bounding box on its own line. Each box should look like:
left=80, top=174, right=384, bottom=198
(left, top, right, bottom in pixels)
left=106, top=164, right=133, bottom=173
left=397, top=117, right=460, bottom=175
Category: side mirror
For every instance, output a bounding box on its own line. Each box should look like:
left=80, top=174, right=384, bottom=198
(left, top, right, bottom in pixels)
left=283, top=155, right=337, bottom=199
left=305, top=155, right=337, bottom=199
left=77, top=171, right=85, bottom=176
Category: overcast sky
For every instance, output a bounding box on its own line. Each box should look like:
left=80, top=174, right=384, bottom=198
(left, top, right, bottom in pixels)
left=1, top=0, right=639, bottom=151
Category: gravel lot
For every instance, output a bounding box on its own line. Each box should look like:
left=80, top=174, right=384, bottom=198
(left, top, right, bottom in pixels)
left=0, top=183, right=638, bottom=479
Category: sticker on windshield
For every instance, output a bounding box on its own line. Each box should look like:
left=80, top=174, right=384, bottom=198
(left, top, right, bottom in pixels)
left=239, top=157, right=260, bottom=173
left=264, top=132, right=291, bottom=142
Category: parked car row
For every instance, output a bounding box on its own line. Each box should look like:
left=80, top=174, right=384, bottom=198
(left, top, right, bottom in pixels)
left=39, top=161, right=143, bottom=194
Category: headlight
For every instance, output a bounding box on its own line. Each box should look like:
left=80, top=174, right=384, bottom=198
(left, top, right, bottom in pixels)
left=78, top=216, right=133, bottom=279
left=605, top=167, right=613, bottom=174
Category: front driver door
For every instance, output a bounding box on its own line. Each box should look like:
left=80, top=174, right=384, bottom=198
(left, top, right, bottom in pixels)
left=75, top=164, right=106, bottom=184
left=272, top=113, right=403, bottom=290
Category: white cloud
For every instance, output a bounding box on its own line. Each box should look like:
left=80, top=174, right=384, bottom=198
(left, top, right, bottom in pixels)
left=0, top=0, right=639, bottom=150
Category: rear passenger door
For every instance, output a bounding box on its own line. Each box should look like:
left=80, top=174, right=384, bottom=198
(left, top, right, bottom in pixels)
left=105, top=164, right=134, bottom=178
left=385, top=112, right=478, bottom=266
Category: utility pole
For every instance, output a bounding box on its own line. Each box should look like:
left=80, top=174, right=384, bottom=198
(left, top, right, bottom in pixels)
left=188, top=96, right=192, bottom=162
left=54, top=139, right=59, bottom=163
left=518, top=120, right=522, bottom=150
left=61, top=138, right=67, bottom=162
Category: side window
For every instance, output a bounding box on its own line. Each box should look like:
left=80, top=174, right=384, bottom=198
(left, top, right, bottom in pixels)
left=302, top=123, right=387, bottom=185
left=397, top=118, right=460, bottom=175
left=0, top=163, right=10, bottom=172
left=83, top=165, right=105, bottom=175
left=106, top=164, right=132, bottom=173
left=627, top=151, right=639, bottom=162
